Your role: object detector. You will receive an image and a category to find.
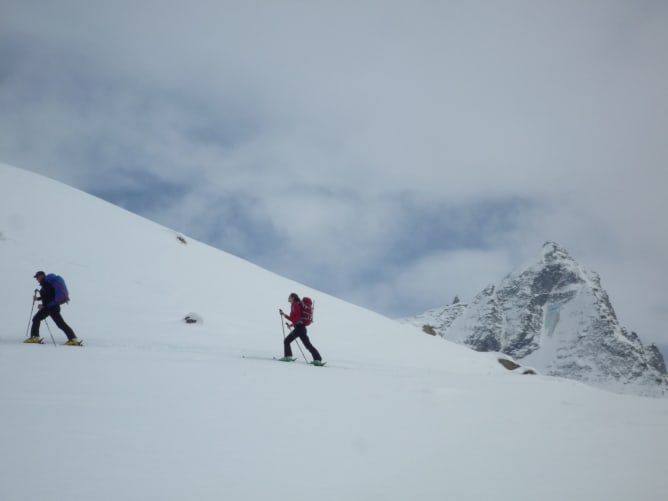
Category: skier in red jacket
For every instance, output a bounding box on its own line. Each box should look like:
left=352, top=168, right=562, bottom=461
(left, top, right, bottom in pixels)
left=279, top=292, right=323, bottom=365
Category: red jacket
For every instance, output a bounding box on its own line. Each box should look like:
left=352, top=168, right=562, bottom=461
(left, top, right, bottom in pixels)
left=284, top=302, right=302, bottom=325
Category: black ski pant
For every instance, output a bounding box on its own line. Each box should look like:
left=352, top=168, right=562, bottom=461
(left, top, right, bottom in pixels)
left=31, top=305, right=76, bottom=341
left=284, top=323, right=321, bottom=361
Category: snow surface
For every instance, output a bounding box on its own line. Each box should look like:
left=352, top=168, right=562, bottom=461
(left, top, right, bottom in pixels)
left=1, top=163, right=668, bottom=501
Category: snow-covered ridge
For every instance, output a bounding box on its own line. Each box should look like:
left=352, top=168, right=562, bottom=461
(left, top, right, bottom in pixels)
left=0, top=162, right=495, bottom=371
left=402, top=242, right=668, bottom=397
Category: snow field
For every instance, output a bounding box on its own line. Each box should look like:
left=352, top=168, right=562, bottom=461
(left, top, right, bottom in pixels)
left=2, top=341, right=667, bottom=501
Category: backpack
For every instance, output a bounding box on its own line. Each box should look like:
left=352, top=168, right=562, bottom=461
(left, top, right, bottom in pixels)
left=301, top=297, right=314, bottom=326
left=45, top=274, right=70, bottom=305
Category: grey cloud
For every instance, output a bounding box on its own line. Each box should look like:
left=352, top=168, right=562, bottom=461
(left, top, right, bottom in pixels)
left=1, top=1, right=667, bottom=344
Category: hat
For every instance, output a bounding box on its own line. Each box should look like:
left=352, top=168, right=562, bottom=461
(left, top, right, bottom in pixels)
left=33, top=271, right=45, bottom=278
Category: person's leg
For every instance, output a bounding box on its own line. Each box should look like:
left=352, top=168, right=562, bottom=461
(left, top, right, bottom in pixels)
left=30, top=308, right=49, bottom=338
left=283, top=330, right=299, bottom=357
left=49, top=306, right=76, bottom=340
left=297, top=326, right=321, bottom=361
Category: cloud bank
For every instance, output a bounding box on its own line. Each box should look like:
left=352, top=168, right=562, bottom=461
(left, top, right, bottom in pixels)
left=1, top=1, right=667, bottom=344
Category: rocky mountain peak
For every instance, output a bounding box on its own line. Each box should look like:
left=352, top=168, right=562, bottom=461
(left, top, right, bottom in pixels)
left=402, top=243, right=668, bottom=397
left=541, top=241, right=573, bottom=262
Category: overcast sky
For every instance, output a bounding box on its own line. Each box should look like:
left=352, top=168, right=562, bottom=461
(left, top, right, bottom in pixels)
left=2, top=1, right=667, bottom=348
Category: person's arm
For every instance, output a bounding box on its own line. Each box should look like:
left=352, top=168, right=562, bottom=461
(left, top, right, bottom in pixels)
left=37, top=285, right=50, bottom=310
left=42, top=282, right=58, bottom=308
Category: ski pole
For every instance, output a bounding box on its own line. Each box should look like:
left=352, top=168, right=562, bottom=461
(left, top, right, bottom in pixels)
left=280, top=311, right=286, bottom=340
left=25, top=290, right=38, bottom=339
left=295, top=338, right=308, bottom=363
left=44, top=319, right=57, bottom=347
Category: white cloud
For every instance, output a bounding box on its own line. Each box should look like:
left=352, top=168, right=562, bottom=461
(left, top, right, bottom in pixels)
left=1, top=1, right=667, bottom=345
left=352, top=248, right=514, bottom=317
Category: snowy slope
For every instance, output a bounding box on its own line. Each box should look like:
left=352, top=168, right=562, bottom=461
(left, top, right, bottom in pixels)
left=1, top=163, right=668, bottom=501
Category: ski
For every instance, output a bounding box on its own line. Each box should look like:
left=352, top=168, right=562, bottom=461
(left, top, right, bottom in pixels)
left=241, top=355, right=295, bottom=362
left=242, top=355, right=327, bottom=367
left=242, top=355, right=293, bottom=363
left=23, top=337, right=44, bottom=344
left=23, top=337, right=83, bottom=346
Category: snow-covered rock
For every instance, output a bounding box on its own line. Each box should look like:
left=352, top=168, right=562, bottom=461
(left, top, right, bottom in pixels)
left=403, top=242, right=668, bottom=397
left=402, top=298, right=467, bottom=335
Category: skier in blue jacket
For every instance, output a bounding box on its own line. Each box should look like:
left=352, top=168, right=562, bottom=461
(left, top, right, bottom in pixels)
left=26, top=271, right=80, bottom=345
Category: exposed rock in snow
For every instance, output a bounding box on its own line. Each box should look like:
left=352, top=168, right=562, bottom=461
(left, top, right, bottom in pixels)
left=184, top=313, right=203, bottom=324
